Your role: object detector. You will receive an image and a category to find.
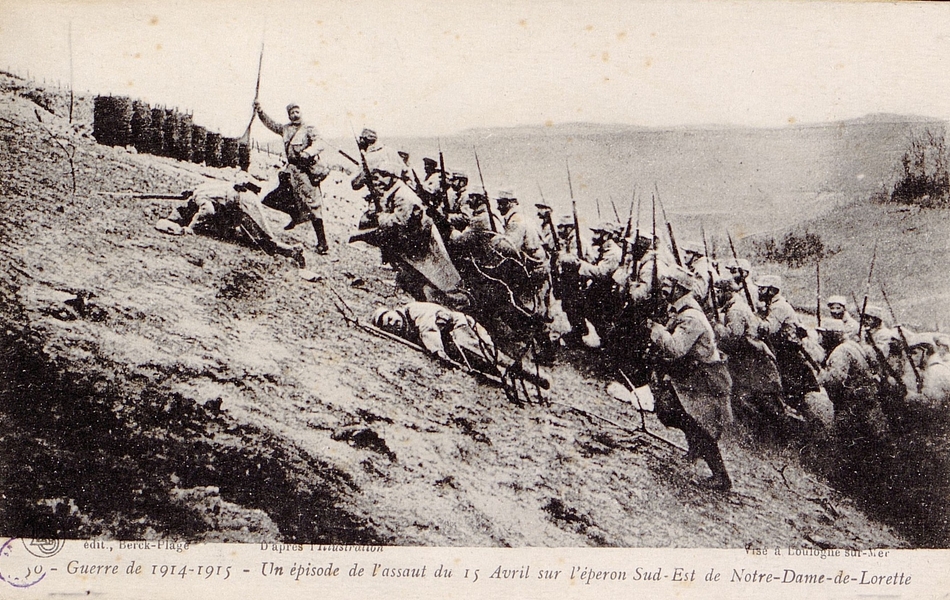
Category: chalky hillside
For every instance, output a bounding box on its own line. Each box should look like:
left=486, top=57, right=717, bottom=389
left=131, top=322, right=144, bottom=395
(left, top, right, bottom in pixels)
left=1, top=72, right=946, bottom=548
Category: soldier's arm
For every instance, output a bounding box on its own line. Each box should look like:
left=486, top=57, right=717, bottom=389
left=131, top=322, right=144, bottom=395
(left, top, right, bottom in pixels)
left=626, top=258, right=654, bottom=304
left=651, top=315, right=704, bottom=361
left=255, top=105, right=284, bottom=136
left=378, top=191, right=424, bottom=230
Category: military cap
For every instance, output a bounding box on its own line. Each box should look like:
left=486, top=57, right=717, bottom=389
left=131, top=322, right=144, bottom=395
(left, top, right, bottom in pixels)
left=535, top=203, right=553, bottom=213
left=862, top=305, right=885, bottom=321
left=755, top=275, right=782, bottom=289
left=359, top=128, right=378, bottom=144
left=906, top=332, right=935, bottom=350
left=557, top=215, right=575, bottom=227
left=371, top=161, right=402, bottom=177
left=662, top=265, right=695, bottom=291
left=680, top=241, right=704, bottom=256
left=286, top=102, right=300, bottom=113
left=591, top=220, right=622, bottom=236
left=397, top=150, right=410, bottom=160
left=496, top=189, right=517, bottom=201
left=826, top=295, right=847, bottom=308
left=422, top=157, right=438, bottom=168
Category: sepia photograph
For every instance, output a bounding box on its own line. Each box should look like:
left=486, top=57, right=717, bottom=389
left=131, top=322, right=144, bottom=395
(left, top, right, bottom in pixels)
left=1, top=1, right=948, bottom=582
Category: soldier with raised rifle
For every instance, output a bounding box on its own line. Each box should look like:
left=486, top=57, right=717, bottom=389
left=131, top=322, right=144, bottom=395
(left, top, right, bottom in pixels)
left=254, top=101, right=331, bottom=254
left=826, top=295, right=860, bottom=340
left=558, top=220, right=624, bottom=344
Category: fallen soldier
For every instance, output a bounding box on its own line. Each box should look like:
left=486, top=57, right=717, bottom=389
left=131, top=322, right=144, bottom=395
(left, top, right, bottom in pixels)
left=372, top=301, right=550, bottom=390
left=155, top=178, right=306, bottom=268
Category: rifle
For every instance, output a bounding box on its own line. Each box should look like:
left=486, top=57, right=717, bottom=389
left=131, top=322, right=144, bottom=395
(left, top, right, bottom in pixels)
left=651, top=193, right=662, bottom=316
left=701, top=224, right=720, bottom=322
left=537, top=182, right=560, bottom=253
left=338, top=149, right=359, bottom=166
left=473, top=147, right=498, bottom=233
left=856, top=243, right=877, bottom=340
left=596, top=198, right=602, bottom=220
left=352, top=127, right=381, bottom=213
left=815, top=259, right=822, bottom=328
left=655, top=183, right=682, bottom=267
left=98, top=190, right=193, bottom=200
left=438, top=140, right=450, bottom=217
left=727, top=231, right=756, bottom=310
left=566, top=159, right=583, bottom=259
left=609, top=197, right=621, bottom=222
left=240, top=40, right=265, bottom=143
left=620, top=188, right=637, bottom=265
left=881, top=283, right=924, bottom=393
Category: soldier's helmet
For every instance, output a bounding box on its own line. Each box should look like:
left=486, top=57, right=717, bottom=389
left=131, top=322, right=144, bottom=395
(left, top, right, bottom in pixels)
left=496, top=189, right=517, bottom=203
left=557, top=215, right=575, bottom=228
left=359, top=128, right=378, bottom=144
left=590, top=220, right=622, bottom=239
left=680, top=240, right=704, bottom=257
left=754, top=275, right=782, bottom=290
left=826, top=295, right=847, bottom=309
left=661, top=265, right=695, bottom=295
left=862, top=305, right=886, bottom=322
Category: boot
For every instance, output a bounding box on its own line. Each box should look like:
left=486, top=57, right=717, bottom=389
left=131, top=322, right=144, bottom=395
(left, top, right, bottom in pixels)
left=312, top=216, right=329, bottom=254
left=700, top=444, right=732, bottom=491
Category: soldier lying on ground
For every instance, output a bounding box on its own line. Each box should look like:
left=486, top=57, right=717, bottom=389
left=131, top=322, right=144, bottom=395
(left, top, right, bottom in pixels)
left=154, top=178, right=305, bottom=268
left=372, top=301, right=550, bottom=390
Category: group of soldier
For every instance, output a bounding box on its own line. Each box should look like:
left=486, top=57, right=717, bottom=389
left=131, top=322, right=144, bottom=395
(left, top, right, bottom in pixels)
left=156, top=101, right=950, bottom=493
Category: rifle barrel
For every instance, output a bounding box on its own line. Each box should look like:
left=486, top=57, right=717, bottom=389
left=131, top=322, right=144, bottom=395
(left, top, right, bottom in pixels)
left=567, top=159, right=583, bottom=258
left=473, top=147, right=497, bottom=232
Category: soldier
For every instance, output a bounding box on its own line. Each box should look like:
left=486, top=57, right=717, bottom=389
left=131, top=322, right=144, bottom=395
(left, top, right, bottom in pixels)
left=649, top=267, right=734, bottom=491
left=254, top=101, right=330, bottom=254
left=558, top=221, right=623, bottom=342
left=155, top=178, right=305, bottom=268
left=826, top=295, right=860, bottom=340
left=906, top=333, right=950, bottom=409
left=372, top=301, right=550, bottom=390
left=858, top=305, right=907, bottom=416
left=361, top=162, right=461, bottom=302
left=713, top=277, right=793, bottom=432
left=756, top=275, right=820, bottom=412
left=816, top=320, right=888, bottom=438
left=555, top=215, right=578, bottom=255
left=496, top=189, right=549, bottom=312
left=535, top=204, right=556, bottom=254
left=680, top=240, right=713, bottom=302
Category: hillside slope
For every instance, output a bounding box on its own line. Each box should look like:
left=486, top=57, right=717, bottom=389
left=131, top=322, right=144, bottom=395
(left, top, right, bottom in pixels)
left=741, top=200, right=950, bottom=330
left=0, top=75, right=911, bottom=548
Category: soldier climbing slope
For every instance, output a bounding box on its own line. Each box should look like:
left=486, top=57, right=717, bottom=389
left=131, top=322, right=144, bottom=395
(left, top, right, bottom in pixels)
left=155, top=177, right=305, bottom=268
left=648, top=267, right=734, bottom=491
left=254, top=101, right=331, bottom=254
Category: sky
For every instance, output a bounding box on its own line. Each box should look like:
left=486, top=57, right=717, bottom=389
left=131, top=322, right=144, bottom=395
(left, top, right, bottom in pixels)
left=1, top=0, right=949, bottom=139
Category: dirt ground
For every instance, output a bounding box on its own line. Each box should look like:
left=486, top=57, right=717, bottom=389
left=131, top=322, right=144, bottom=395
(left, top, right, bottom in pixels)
left=0, top=74, right=922, bottom=548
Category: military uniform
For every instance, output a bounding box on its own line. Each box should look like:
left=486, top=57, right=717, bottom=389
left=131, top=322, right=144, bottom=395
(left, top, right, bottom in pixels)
left=758, top=285, right=820, bottom=410
left=715, top=290, right=787, bottom=428
left=376, top=301, right=545, bottom=384
left=650, top=291, right=733, bottom=490
left=155, top=181, right=304, bottom=267
left=256, top=103, right=330, bottom=252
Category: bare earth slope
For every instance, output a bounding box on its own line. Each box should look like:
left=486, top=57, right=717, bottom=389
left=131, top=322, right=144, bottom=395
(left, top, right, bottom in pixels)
left=0, top=76, right=907, bottom=548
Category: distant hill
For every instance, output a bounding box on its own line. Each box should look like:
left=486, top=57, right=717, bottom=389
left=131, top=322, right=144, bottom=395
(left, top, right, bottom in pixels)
left=375, top=114, right=946, bottom=245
